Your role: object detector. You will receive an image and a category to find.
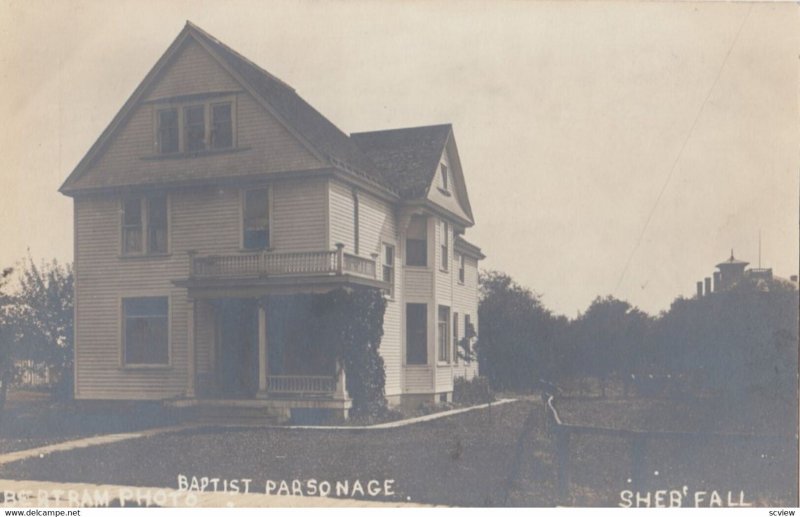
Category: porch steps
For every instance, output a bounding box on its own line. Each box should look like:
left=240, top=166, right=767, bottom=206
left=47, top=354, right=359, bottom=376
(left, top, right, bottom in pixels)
left=180, top=403, right=284, bottom=426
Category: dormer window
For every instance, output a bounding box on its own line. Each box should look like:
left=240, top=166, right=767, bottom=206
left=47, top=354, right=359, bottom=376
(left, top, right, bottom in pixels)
left=155, top=98, right=234, bottom=155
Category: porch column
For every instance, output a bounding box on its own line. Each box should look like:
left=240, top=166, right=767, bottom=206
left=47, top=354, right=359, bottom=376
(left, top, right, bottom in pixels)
left=256, top=298, right=269, bottom=398
left=334, top=360, right=348, bottom=400
left=186, top=298, right=196, bottom=398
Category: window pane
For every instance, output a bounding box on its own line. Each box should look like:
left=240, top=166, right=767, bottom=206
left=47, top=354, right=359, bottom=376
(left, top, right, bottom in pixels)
left=438, top=306, right=450, bottom=362
left=147, top=196, right=168, bottom=253
left=184, top=105, right=206, bottom=152
left=211, top=103, right=233, bottom=149
left=123, top=199, right=142, bottom=226
left=244, top=188, right=269, bottom=250
left=407, top=215, right=427, bottom=239
left=124, top=297, right=168, bottom=365
left=158, top=109, right=179, bottom=154
left=123, top=199, right=143, bottom=254
left=406, top=303, right=427, bottom=365
left=440, top=164, right=448, bottom=190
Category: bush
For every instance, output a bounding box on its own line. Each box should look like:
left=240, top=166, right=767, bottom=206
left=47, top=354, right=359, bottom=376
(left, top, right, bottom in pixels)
left=453, top=376, right=494, bottom=405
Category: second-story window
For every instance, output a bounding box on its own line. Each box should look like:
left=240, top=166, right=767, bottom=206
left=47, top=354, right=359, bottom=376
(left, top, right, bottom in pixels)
left=440, top=221, right=449, bottom=271
left=243, top=188, right=269, bottom=250
left=184, top=105, right=206, bottom=152
left=353, top=190, right=360, bottom=255
left=122, top=199, right=143, bottom=254
left=147, top=196, right=168, bottom=254
left=122, top=196, right=168, bottom=255
left=458, top=253, right=465, bottom=284
left=382, top=243, right=395, bottom=296
left=406, top=215, right=427, bottom=267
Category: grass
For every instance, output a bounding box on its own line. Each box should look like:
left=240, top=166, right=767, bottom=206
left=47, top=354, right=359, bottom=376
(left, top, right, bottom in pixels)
left=1, top=390, right=795, bottom=507
left=0, top=389, right=179, bottom=454
left=0, top=399, right=556, bottom=507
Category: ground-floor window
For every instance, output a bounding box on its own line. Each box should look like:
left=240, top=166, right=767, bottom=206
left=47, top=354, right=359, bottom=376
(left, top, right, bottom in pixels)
left=438, top=305, right=450, bottom=363
left=123, top=297, right=169, bottom=365
left=464, top=314, right=473, bottom=363
left=406, top=303, right=427, bottom=365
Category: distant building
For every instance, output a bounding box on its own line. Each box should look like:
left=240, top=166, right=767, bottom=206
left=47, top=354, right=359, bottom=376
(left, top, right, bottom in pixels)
left=696, top=250, right=798, bottom=297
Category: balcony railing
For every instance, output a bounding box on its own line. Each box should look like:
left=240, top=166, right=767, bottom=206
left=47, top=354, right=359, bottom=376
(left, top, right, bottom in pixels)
left=190, top=245, right=377, bottom=280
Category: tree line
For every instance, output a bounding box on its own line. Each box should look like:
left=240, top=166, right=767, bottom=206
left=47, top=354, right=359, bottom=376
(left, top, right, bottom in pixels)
left=476, top=270, right=798, bottom=402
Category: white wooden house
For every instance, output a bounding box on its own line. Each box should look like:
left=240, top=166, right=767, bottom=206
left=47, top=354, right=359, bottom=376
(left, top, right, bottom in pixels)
left=59, top=22, right=483, bottom=419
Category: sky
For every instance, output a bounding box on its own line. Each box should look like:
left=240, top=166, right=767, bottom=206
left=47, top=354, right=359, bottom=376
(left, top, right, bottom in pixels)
left=0, top=0, right=797, bottom=317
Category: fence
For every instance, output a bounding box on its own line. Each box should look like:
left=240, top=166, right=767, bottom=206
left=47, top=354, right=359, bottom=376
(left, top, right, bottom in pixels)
left=542, top=390, right=797, bottom=506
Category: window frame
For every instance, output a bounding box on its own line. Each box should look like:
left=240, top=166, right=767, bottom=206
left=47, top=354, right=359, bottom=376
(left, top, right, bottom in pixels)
left=440, top=221, right=449, bottom=272
left=440, top=163, right=449, bottom=191
left=156, top=108, right=180, bottom=154
left=120, top=195, right=170, bottom=257
left=210, top=102, right=234, bottom=150
left=453, top=311, right=459, bottom=364
left=405, top=215, right=428, bottom=267
left=458, top=253, right=466, bottom=284
left=437, top=305, right=450, bottom=364
left=241, top=187, right=272, bottom=251
left=382, top=243, right=395, bottom=298
left=153, top=97, right=236, bottom=156
left=464, top=314, right=473, bottom=364
left=405, top=303, right=428, bottom=366
left=120, top=295, right=171, bottom=368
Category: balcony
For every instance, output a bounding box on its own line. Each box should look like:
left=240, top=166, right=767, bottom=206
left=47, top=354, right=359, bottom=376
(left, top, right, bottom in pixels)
left=189, top=244, right=377, bottom=281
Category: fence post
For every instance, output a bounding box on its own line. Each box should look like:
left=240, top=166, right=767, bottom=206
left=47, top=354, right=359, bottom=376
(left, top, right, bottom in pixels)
left=630, top=434, right=647, bottom=493
left=556, top=428, right=571, bottom=502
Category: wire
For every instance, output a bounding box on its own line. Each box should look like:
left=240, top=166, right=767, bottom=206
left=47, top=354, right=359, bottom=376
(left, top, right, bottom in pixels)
left=614, top=3, right=753, bottom=293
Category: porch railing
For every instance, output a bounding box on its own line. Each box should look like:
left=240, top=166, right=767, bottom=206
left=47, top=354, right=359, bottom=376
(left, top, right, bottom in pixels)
left=190, top=245, right=378, bottom=280
left=267, top=375, right=337, bottom=395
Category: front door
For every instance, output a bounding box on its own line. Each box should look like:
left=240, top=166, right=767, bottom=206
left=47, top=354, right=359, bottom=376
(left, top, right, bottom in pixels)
left=216, top=299, right=259, bottom=398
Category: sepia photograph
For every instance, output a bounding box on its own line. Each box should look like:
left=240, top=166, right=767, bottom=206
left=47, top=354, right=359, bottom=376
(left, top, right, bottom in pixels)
left=0, top=0, right=797, bottom=510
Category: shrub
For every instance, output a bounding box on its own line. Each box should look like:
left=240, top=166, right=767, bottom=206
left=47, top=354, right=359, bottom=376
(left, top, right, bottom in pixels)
left=453, top=376, right=494, bottom=405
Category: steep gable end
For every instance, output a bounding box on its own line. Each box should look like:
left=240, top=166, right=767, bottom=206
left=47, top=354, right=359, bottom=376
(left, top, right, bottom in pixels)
left=351, top=124, right=474, bottom=224
left=60, top=23, right=387, bottom=195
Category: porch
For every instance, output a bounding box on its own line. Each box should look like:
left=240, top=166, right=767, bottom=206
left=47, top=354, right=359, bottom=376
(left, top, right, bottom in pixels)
left=184, top=294, right=356, bottom=421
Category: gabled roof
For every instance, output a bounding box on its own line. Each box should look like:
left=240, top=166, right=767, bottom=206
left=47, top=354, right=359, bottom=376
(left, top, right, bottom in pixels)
left=60, top=21, right=390, bottom=195
left=351, top=124, right=452, bottom=198
left=59, top=22, right=475, bottom=224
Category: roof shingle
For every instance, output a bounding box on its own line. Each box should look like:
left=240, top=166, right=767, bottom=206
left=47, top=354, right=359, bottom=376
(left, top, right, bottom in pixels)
left=351, top=124, right=452, bottom=198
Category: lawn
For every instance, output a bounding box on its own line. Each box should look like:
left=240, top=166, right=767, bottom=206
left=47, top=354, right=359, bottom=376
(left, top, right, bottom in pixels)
left=2, top=394, right=794, bottom=507
left=0, top=389, right=180, bottom=454
left=0, top=398, right=560, bottom=507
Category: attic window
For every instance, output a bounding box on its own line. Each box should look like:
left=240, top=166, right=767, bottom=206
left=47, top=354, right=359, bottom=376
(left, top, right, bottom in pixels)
left=184, top=105, right=206, bottom=152
left=440, top=164, right=449, bottom=191
left=154, top=99, right=235, bottom=156
left=157, top=109, right=179, bottom=154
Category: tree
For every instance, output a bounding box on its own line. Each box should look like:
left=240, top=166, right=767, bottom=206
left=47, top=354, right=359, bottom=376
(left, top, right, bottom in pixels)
left=0, top=266, right=14, bottom=424
left=5, top=257, right=74, bottom=398
left=476, top=270, right=560, bottom=391
left=570, top=296, right=652, bottom=396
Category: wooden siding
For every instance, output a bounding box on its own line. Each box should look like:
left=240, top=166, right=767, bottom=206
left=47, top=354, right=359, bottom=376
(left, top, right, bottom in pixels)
left=271, top=179, right=327, bottom=251
left=426, top=148, right=470, bottom=221
left=76, top=38, right=323, bottom=191
left=73, top=187, right=243, bottom=399
left=328, top=179, right=403, bottom=396
left=327, top=180, right=356, bottom=252
left=404, top=366, right=434, bottom=394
